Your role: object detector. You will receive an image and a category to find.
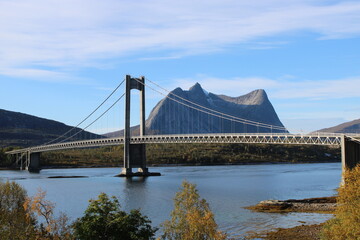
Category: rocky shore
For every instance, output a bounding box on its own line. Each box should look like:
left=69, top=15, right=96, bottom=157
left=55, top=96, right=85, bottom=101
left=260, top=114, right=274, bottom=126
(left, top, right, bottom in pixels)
left=245, top=196, right=336, bottom=239
left=249, top=223, right=325, bottom=240
left=245, top=196, right=336, bottom=213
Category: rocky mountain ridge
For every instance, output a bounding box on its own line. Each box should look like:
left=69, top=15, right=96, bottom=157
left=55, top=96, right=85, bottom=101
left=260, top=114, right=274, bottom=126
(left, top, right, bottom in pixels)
left=106, top=83, right=287, bottom=137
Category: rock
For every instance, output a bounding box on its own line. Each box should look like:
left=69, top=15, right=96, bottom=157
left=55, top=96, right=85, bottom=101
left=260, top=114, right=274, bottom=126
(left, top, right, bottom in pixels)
left=246, top=196, right=337, bottom=213
left=258, top=200, right=293, bottom=211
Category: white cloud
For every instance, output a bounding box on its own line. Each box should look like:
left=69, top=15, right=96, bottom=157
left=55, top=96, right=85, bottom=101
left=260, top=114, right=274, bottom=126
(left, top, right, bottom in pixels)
left=1, top=0, right=360, bottom=80
left=273, top=77, right=360, bottom=99
left=167, top=75, right=360, bottom=100
left=171, top=75, right=279, bottom=95
left=0, top=67, right=86, bottom=83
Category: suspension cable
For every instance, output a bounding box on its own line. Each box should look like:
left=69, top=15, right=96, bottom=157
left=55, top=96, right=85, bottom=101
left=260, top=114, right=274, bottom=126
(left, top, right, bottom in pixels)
left=44, top=79, right=126, bottom=145
left=144, top=78, right=287, bottom=131
left=134, top=78, right=285, bottom=131
left=135, top=78, right=286, bottom=131
left=57, top=92, right=126, bottom=143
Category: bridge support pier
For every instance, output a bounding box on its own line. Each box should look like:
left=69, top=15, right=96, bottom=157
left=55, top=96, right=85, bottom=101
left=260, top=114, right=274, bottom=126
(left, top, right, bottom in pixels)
left=26, top=152, right=41, bottom=173
left=341, top=135, right=360, bottom=184
left=117, top=75, right=160, bottom=177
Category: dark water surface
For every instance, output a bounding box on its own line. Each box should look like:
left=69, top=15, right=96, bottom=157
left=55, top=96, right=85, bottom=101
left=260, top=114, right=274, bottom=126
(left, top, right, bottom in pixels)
left=0, top=163, right=341, bottom=238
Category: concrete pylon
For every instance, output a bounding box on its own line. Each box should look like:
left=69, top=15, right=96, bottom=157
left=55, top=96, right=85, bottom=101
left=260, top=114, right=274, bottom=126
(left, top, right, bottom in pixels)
left=117, top=75, right=160, bottom=177
left=341, top=135, right=360, bottom=184
left=26, top=152, right=41, bottom=173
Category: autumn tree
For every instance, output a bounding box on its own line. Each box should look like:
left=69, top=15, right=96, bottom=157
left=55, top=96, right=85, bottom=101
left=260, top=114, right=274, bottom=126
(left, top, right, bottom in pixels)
left=24, top=189, right=73, bottom=239
left=161, top=180, right=227, bottom=240
left=73, top=192, right=157, bottom=240
left=0, top=181, right=36, bottom=240
left=322, top=165, right=360, bottom=239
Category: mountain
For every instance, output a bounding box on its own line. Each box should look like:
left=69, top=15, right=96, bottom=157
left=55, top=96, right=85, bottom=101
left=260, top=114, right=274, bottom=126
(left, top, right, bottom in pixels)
left=315, top=119, right=360, bottom=134
left=0, top=109, right=101, bottom=147
left=106, top=83, right=286, bottom=137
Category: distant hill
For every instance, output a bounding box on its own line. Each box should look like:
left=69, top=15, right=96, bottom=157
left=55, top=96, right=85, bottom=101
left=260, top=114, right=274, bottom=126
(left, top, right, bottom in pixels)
left=315, top=119, right=360, bottom=134
left=0, top=109, right=100, bottom=147
left=105, top=83, right=287, bottom=137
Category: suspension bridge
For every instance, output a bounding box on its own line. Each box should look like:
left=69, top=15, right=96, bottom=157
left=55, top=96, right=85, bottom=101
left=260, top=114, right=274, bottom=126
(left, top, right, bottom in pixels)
left=6, top=75, right=360, bottom=176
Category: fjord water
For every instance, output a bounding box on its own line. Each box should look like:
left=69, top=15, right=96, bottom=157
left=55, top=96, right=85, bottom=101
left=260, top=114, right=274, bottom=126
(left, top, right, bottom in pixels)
left=1, top=163, right=340, bottom=238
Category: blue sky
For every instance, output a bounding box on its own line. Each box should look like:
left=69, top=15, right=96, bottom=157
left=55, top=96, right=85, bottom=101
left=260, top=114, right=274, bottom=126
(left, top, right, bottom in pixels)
left=1, top=0, right=360, bottom=133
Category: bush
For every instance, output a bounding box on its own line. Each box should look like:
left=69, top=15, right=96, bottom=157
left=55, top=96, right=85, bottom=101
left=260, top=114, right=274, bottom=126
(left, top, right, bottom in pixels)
left=0, top=148, right=14, bottom=167
left=0, top=181, right=36, bottom=239
left=161, top=180, right=227, bottom=240
left=73, top=192, right=157, bottom=240
left=24, top=189, right=73, bottom=239
left=0, top=181, right=72, bottom=240
left=322, top=165, right=360, bottom=239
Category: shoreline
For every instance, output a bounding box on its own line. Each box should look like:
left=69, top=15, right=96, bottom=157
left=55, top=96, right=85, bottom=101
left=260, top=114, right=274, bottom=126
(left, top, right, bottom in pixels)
left=245, top=196, right=337, bottom=214
left=0, top=160, right=340, bottom=171
left=246, top=196, right=336, bottom=239
left=248, top=223, right=325, bottom=240
left=1, top=163, right=338, bottom=239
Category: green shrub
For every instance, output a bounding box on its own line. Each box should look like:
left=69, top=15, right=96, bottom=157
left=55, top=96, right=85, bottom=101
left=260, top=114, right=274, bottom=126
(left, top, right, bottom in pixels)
left=73, top=193, right=157, bottom=240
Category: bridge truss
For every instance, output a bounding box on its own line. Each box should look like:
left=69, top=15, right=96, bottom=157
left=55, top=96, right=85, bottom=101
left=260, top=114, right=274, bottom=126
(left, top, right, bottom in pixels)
left=7, top=133, right=345, bottom=155
left=5, top=75, right=360, bottom=175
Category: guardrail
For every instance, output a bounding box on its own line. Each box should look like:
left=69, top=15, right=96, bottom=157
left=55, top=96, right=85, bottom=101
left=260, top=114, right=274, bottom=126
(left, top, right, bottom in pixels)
left=7, top=133, right=357, bottom=155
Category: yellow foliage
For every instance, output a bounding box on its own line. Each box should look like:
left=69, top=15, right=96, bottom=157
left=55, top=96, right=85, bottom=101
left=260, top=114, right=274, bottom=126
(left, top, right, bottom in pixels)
left=0, top=182, right=72, bottom=239
left=24, top=189, right=72, bottom=240
left=161, top=180, right=227, bottom=240
left=0, top=181, right=36, bottom=240
left=322, top=165, right=360, bottom=240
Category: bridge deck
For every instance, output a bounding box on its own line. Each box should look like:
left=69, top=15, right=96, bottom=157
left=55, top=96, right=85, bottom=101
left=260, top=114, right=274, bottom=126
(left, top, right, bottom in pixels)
left=7, top=133, right=359, bottom=155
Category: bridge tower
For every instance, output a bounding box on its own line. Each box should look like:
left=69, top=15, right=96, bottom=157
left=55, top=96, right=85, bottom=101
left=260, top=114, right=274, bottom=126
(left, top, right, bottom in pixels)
left=26, top=152, right=41, bottom=172
left=14, top=150, right=41, bottom=172
left=341, top=135, right=360, bottom=184
left=118, top=75, right=160, bottom=177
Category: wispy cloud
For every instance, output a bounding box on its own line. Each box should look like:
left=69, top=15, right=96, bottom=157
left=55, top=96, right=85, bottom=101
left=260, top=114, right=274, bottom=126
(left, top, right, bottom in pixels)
left=168, top=75, right=360, bottom=100
left=273, top=77, right=360, bottom=99
left=172, top=75, right=280, bottom=95
left=0, top=67, right=88, bottom=83
left=139, top=55, right=182, bottom=61
left=1, top=0, right=360, bottom=80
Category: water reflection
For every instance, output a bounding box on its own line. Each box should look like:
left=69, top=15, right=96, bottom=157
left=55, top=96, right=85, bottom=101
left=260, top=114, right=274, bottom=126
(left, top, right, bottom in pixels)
left=122, top=177, right=150, bottom=211
left=0, top=163, right=341, bottom=238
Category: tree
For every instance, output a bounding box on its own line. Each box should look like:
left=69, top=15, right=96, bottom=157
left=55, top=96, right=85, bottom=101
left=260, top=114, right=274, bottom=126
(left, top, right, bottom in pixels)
left=322, top=165, right=360, bottom=239
left=161, top=180, right=227, bottom=240
left=0, top=148, right=13, bottom=167
left=0, top=181, right=72, bottom=240
left=0, top=181, right=36, bottom=240
left=73, top=192, right=157, bottom=240
left=24, top=189, right=73, bottom=239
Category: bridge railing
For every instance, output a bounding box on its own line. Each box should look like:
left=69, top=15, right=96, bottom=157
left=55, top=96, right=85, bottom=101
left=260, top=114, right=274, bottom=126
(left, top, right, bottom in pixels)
left=7, top=132, right=359, bottom=155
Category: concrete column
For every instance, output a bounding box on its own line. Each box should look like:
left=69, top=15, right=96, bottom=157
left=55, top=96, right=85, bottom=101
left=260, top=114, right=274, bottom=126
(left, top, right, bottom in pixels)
left=341, top=135, right=360, bottom=184
left=138, top=76, right=148, bottom=173
left=122, top=75, right=132, bottom=175
left=26, top=152, right=41, bottom=173
left=139, top=76, right=145, bottom=137
left=18, top=153, right=23, bottom=170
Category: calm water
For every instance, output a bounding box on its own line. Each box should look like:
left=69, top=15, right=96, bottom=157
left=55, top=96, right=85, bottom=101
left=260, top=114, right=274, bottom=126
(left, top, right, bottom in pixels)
left=0, top=163, right=341, bottom=239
